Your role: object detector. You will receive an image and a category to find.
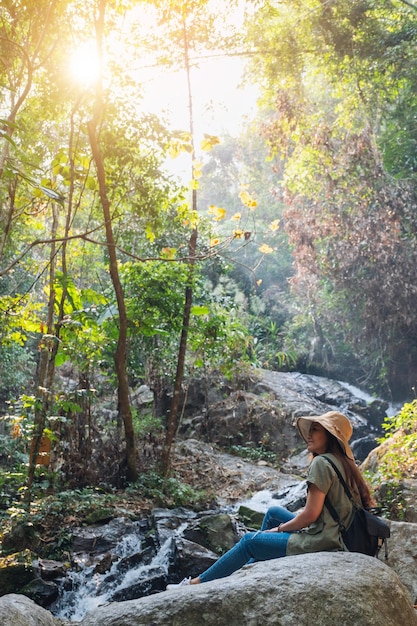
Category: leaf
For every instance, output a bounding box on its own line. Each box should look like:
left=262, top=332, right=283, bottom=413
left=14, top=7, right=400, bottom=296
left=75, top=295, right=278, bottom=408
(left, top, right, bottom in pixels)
left=145, top=224, right=155, bottom=242
left=191, top=305, right=210, bottom=316
left=259, top=244, right=274, bottom=254
left=200, top=134, right=221, bottom=152
left=160, top=247, right=177, bottom=259
left=208, top=205, right=226, bottom=221
left=239, top=190, right=258, bottom=209
left=85, top=176, right=98, bottom=190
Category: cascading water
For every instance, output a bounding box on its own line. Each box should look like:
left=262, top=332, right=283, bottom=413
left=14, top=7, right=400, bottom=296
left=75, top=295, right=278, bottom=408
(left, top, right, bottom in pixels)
left=51, top=523, right=175, bottom=622
left=48, top=377, right=397, bottom=621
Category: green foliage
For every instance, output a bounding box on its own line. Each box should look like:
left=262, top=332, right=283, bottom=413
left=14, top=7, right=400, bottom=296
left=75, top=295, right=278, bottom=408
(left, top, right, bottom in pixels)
left=363, top=400, right=417, bottom=520
left=189, top=302, right=253, bottom=378
left=0, top=344, right=35, bottom=404
left=132, top=410, right=163, bottom=439
left=128, top=472, right=207, bottom=509
left=377, top=400, right=417, bottom=480
left=0, top=467, right=27, bottom=512
left=373, top=480, right=407, bottom=521
left=25, top=488, right=117, bottom=524
left=229, top=443, right=277, bottom=465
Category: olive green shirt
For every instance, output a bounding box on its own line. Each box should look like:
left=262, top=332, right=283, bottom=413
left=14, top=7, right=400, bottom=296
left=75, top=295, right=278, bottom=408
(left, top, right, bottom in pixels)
left=286, top=453, right=360, bottom=555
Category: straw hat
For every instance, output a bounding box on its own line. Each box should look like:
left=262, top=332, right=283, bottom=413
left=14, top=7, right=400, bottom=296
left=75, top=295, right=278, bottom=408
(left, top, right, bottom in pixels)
left=296, top=410, right=354, bottom=460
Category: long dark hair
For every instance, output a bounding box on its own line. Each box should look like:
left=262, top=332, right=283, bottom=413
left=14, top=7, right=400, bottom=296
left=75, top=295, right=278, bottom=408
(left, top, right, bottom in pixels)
left=324, top=432, right=376, bottom=509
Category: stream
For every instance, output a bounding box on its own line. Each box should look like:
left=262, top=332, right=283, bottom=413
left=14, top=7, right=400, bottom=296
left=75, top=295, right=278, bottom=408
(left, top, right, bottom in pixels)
left=51, top=521, right=182, bottom=622
left=49, top=379, right=398, bottom=622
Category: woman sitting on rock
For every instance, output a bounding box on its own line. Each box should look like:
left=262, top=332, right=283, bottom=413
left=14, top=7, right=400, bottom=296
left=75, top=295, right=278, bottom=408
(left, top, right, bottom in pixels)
left=167, top=410, right=376, bottom=589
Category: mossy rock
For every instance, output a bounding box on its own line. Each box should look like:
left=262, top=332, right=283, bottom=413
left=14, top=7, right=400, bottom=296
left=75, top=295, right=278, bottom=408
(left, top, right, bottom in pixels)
left=84, top=507, right=115, bottom=525
left=0, top=549, right=35, bottom=596
left=1, top=520, right=39, bottom=554
left=237, top=505, right=264, bottom=529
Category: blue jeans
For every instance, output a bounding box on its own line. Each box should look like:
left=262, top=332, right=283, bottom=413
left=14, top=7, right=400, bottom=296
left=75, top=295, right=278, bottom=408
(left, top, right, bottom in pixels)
left=199, top=506, right=295, bottom=583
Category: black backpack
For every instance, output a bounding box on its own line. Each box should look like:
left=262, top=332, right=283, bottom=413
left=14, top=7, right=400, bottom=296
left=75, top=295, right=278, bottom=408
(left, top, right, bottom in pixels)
left=322, top=455, right=390, bottom=559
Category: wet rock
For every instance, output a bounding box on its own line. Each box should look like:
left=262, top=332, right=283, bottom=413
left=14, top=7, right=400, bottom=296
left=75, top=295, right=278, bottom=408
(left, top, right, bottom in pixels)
left=19, top=578, right=59, bottom=607
left=236, top=506, right=264, bottom=529
left=0, top=550, right=35, bottom=596
left=351, top=435, right=379, bottom=462
left=71, top=517, right=144, bottom=557
left=183, top=513, right=239, bottom=554
left=93, top=553, right=115, bottom=575
left=270, top=480, right=308, bottom=511
left=152, top=507, right=197, bottom=545
left=109, top=571, right=166, bottom=602
left=116, top=546, right=154, bottom=573
left=173, top=537, right=218, bottom=580
left=36, top=559, right=68, bottom=582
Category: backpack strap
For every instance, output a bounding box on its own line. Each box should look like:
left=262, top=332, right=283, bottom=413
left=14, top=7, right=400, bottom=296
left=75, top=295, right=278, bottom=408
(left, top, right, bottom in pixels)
left=321, top=455, right=355, bottom=502
left=321, top=455, right=358, bottom=533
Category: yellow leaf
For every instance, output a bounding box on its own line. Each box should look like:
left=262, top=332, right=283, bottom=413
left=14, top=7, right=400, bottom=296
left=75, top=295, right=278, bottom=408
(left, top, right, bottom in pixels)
left=210, top=238, right=220, bottom=247
left=193, top=161, right=203, bottom=178
left=201, top=134, right=221, bottom=152
left=269, top=219, right=280, bottom=231
left=208, top=205, right=226, bottom=221
left=168, top=138, right=192, bottom=158
left=259, top=244, right=274, bottom=254
left=257, top=279, right=263, bottom=286
left=160, top=247, right=176, bottom=259
left=239, top=190, right=258, bottom=209
left=145, top=224, right=155, bottom=242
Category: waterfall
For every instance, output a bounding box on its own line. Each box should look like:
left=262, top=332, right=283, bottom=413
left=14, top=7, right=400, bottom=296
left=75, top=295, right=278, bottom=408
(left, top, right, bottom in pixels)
left=51, top=525, right=174, bottom=622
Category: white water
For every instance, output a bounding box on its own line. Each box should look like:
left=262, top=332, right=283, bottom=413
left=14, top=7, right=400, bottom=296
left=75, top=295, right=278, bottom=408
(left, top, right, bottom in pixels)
left=336, top=380, right=402, bottom=417
left=52, top=379, right=403, bottom=620
left=53, top=527, right=174, bottom=622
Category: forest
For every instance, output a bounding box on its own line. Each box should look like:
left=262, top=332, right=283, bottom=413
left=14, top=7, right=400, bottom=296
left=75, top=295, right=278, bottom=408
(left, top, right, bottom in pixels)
left=1, top=0, right=417, bottom=519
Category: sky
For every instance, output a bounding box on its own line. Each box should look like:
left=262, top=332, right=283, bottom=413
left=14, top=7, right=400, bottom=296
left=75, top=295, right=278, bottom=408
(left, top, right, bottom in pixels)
left=138, top=53, right=259, bottom=139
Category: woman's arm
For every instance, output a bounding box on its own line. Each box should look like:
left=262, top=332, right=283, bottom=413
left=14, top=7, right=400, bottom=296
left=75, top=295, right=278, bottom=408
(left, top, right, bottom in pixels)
left=266, top=483, right=326, bottom=533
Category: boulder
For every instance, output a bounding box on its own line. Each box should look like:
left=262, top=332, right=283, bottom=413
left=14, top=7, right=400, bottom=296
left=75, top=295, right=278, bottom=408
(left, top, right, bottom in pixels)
left=183, top=513, right=239, bottom=553
left=386, top=520, right=417, bottom=603
left=18, top=578, right=59, bottom=608
left=78, top=552, right=416, bottom=626
left=0, top=593, right=68, bottom=626
left=1, top=521, right=40, bottom=554
left=180, top=370, right=381, bottom=460
left=173, top=537, right=218, bottom=580
left=0, top=550, right=35, bottom=596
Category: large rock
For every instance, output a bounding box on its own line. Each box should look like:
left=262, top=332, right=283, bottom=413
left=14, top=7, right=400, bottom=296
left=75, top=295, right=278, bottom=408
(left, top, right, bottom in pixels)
left=0, top=593, right=68, bottom=626
left=0, top=550, right=35, bottom=596
left=180, top=370, right=382, bottom=461
left=79, top=552, right=416, bottom=626
left=386, top=520, right=417, bottom=603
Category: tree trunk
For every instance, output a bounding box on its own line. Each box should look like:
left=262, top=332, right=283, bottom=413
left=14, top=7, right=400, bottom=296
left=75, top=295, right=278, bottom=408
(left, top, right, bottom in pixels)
left=161, top=17, right=198, bottom=475
left=87, top=0, right=137, bottom=483
left=161, top=228, right=197, bottom=475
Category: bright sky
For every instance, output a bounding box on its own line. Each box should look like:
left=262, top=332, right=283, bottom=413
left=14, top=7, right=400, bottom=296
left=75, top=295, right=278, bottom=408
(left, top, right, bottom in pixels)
left=126, top=1, right=259, bottom=138
left=68, top=2, right=260, bottom=178
left=138, top=54, right=259, bottom=139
